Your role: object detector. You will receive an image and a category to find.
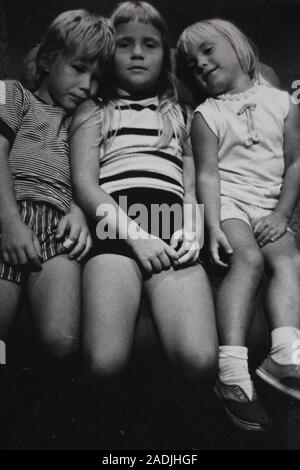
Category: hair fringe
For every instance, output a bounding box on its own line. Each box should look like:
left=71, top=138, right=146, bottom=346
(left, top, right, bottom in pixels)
left=21, top=9, right=115, bottom=92
left=176, top=18, right=259, bottom=97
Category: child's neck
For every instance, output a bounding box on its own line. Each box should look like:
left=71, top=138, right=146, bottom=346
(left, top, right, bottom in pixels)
left=224, top=74, right=253, bottom=96
left=35, top=83, right=54, bottom=106
left=116, top=87, right=157, bottom=100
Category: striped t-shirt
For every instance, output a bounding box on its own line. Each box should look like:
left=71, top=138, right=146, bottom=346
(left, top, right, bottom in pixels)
left=0, top=80, right=72, bottom=214
left=97, top=95, right=189, bottom=199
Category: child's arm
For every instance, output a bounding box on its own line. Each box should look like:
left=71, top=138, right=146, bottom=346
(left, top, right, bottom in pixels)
left=170, top=152, right=202, bottom=267
left=191, top=113, right=233, bottom=266
left=254, top=101, right=300, bottom=246
left=171, top=106, right=202, bottom=267
left=70, top=101, right=179, bottom=274
left=0, top=134, right=42, bottom=270
left=55, top=201, right=93, bottom=262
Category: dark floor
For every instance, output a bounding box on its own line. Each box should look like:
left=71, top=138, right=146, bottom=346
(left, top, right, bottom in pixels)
left=1, top=305, right=300, bottom=451
left=2, top=357, right=300, bottom=450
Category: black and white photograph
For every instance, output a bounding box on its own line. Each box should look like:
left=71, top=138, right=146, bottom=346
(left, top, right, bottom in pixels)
left=0, top=0, right=300, bottom=454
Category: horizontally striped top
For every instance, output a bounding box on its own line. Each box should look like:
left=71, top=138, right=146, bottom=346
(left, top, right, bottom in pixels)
left=0, top=80, right=72, bottom=214
left=97, top=95, right=190, bottom=199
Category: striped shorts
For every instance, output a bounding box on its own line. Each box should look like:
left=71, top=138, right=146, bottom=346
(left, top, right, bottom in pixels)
left=0, top=201, right=67, bottom=285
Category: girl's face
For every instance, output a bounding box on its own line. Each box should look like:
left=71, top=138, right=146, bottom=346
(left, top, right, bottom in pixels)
left=114, top=21, right=164, bottom=95
left=37, top=56, right=101, bottom=112
left=185, top=34, right=250, bottom=96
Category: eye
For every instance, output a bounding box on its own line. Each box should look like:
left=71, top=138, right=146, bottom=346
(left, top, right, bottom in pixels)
left=204, top=46, right=213, bottom=54
left=145, top=37, right=161, bottom=49
left=116, top=40, right=130, bottom=48
left=145, top=41, right=157, bottom=49
left=71, top=63, right=85, bottom=73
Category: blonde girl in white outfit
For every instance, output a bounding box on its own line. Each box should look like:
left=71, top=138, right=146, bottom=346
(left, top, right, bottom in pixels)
left=177, top=18, right=300, bottom=432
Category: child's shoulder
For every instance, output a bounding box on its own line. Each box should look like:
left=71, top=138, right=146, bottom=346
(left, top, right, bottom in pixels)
left=256, top=83, right=290, bottom=116
left=1, top=79, right=24, bottom=88
left=0, top=80, right=35, bottom=117
left=71, top=98, right=104, bottom=131
left=193, top=96, right=219, bottom=114
left=256, top=82, right=288, bottom=97
left=255, top=82, right=290, bottom=101
left=0, top=79, right=31, bottom=99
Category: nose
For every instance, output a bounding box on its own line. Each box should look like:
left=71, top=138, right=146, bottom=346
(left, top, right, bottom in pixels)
left=196, top=53, right=208, bottom=71
left=131, top=42, right=144, bottom=58
left=79, top=72, right=93, bottom=95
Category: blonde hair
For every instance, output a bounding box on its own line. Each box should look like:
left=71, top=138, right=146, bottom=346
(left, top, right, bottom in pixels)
left=100, top=1, right=188, bottom=150
left=22, top=9, right=115, bottom=91
left=176, top=18, right=259, bottom=93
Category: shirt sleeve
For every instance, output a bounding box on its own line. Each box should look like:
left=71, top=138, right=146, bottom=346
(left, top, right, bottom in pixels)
left=0, top=80, right=31, bottom=143
left=193, top=98, right=220, bottom=137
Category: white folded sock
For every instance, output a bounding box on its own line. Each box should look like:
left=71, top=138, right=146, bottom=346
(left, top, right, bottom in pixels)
left=218, top=345, right=254, bottom=400
left=271, top=326, right=300, bottom=365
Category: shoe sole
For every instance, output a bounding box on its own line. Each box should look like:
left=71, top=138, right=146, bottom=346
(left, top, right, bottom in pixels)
left=256, top=367, right=300, bottom=401
left=214, top=386, right=265, bottom=432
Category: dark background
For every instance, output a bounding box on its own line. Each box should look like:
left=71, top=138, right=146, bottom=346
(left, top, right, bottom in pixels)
left=2, top=0, right=300, bottom=91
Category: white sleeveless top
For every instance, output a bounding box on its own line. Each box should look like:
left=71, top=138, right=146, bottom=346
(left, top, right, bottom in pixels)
left=194, top=83, right=290, bottom=209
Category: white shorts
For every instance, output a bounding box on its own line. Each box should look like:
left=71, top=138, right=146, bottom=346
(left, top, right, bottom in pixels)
left=220, top=195, right=292, bottom=233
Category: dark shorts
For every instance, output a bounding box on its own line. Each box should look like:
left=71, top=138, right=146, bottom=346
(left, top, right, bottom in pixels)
left=0, top=201, right=67, bottom=285
left=87, top=188, right=184, bottom=262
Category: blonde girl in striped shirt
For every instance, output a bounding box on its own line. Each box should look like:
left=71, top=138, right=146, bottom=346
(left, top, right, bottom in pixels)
left=71, top=1, right=218, bottom=446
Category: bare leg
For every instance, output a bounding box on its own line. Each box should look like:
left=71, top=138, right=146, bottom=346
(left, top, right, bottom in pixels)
left=211, top=221, right=272, bottom=431
left=0, top=280, right=22, bottom=448
left=0, top=279, right=22, bottom=340
left=82, top=254, right=143, bottom=380
left=218, top=220, right=264, bottom=345
left=27, top=254, right=81, bottom=364
left=144, top=263, right=218, bottom=385
left=262, top=232, right=300, bottom=329
left=143, top=264, right=217, bottom=446
left=81, top=254, right=143, bottom=448
left=255, top=233, right=300, bottom=401
left=26, top=255, right=82, bottom=446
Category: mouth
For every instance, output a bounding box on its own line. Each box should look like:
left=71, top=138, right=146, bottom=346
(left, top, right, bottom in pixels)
left=204, top=68, right=218, bottom=80
left=128, top=66, right=148, bottom=72
left=69, top=95, right=86, bottom=105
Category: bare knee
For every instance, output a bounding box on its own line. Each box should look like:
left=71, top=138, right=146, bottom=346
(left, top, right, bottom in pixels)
left=172, top=344, right=218, bottom=385
left=231, top=248, right=264, bottom=275
left=267, top=252, right=300, bottom=275
left=41, top=333, right=79, bottom=362
left=85, top=348, right=130, bottom=382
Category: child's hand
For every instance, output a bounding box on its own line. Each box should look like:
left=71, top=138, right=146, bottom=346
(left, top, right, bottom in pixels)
left=130, top=232, right=179, bottom=274
left=254, top=211, right=288, bottom=247
left=1, top=217, right=42, bottom=271
left=170, top=229, right=200, bottom=267
left=209, top=227, right=233, bottom=267
left=55, top=204, right=92, bottom=262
